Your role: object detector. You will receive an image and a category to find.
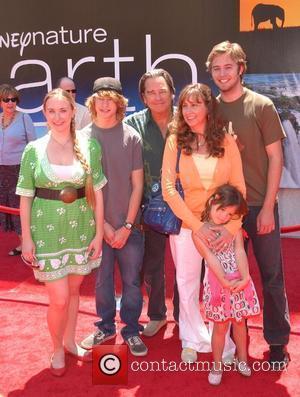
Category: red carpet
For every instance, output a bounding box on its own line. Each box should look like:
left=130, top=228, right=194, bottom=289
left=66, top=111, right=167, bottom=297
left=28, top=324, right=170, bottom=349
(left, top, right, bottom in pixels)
left=0, top=231, right=299, bottom=397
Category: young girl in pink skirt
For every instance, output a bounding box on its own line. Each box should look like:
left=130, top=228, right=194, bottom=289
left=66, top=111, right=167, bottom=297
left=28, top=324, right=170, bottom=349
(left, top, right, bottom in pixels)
left=193, top=184, right=260, bottom=385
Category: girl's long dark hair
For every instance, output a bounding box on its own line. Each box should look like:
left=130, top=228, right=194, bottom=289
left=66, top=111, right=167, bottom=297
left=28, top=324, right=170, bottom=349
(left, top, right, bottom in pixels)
left=201, top=184, right=248, bottom=222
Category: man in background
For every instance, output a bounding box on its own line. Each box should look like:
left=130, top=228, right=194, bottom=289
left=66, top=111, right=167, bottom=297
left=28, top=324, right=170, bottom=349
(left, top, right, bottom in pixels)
left=56, top=77, right=91, bottom=129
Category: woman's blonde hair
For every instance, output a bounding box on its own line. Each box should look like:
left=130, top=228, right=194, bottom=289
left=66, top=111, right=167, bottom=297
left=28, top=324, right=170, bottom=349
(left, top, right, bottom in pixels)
left=85, top=90, right=128, bottom=121
left=43, top=88, right=96, bottom=209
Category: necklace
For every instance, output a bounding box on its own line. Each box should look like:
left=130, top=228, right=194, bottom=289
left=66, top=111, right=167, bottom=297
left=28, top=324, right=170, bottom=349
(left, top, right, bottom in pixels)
left=50, top=134, right=72, bottom=148
left=1, top=112, right=16, bottom=129
left=197, top=134, right=206, bottom=149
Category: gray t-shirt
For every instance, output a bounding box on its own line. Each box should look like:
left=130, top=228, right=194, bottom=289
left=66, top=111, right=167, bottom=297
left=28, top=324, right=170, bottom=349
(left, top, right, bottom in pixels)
left=82, top=121, right=143, bottom=228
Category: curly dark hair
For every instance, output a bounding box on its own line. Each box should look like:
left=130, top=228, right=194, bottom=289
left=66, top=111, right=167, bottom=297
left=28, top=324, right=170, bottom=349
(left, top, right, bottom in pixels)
left=201, top=184, right=248, bottom=223
left=169, top=83, right=225, bottom=157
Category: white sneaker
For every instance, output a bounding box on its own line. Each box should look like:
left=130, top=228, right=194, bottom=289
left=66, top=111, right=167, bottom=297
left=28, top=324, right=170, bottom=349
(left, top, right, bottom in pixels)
left=234, top=359, right=252, bottom=377
left=208, top=370, right=223, bottom=386
left=181, top=348, right=197, bottom=363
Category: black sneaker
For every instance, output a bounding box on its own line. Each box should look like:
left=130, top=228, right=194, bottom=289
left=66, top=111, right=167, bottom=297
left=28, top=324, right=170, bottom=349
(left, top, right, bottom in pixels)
left=125, top=336, right=148, bottom=356
left=269, top=345, right=290, bottom=370
left=81, top=329, right=116, bottom=350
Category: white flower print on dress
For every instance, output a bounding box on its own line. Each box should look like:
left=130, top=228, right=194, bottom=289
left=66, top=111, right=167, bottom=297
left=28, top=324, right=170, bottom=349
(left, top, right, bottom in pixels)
left=50, top=259, right=61, bottom=269
left=36, top=240, right=45, bottom=248
left=30, top=225, right=37, bottom=232
left=46, top=224, right=55, bottom=231
left=36, top=209, right=43, bottom=217
left=73, top=176, right=84, bottom=185
left=69, top=220, right=78, bottom=228
left=80, top=234, right=87, bottom=242
left=57, top=208, right=66, bottom=215
left=89, top=219, right=95, bottom=227
left=75, top=254, right=85, bottom=264
left=59, top=237, right=67, bottom=244
left=29, top=162, right=35, bottom=169
left=38, top=260, right=46, bottom=270
left=18, top=175, right=24, bottom=183
left=79, top=204, right=87, bottom=212
left=46, top=181, right=58, bottom=188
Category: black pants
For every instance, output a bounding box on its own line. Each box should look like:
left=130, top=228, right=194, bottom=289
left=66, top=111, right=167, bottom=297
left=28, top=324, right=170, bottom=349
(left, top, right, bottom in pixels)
left=243, top=205, right=290, bottom=345
left=142, top=229, right=179, bottom=322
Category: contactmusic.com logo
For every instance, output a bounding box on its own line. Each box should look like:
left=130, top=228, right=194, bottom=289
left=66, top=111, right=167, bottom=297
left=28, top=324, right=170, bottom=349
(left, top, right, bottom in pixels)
left=92, top=345, right=128, bottom=385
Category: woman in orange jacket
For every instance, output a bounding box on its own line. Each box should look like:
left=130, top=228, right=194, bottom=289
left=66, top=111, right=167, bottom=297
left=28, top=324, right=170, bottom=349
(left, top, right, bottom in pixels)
left=162, top=83, right=246, bottom=364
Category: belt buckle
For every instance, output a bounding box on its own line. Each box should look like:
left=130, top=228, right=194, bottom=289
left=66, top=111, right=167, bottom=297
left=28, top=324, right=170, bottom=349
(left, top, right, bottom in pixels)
left=59, top=186, right=78, bottom=203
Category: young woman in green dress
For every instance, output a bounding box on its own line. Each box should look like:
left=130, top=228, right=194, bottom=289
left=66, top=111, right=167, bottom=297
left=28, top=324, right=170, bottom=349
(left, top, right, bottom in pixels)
left=17, top=89, right=106, bottom=376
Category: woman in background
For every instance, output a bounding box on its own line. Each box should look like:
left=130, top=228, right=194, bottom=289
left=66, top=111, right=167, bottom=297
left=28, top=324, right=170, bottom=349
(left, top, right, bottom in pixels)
left=0, top=84, right=36, bottom=255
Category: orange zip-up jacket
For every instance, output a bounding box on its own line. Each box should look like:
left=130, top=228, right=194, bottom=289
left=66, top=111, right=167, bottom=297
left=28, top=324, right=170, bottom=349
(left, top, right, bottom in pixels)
left=162, top=133, right=246, bottom=235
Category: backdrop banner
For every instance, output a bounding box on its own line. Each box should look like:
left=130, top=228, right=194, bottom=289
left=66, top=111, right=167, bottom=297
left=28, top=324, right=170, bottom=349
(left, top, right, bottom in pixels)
left=1, top=0, right=299, bottom=187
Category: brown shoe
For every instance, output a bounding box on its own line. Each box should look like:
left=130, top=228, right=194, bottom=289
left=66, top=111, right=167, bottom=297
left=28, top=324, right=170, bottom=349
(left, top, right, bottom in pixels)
left=269, top=345, right=290, bottom=370
left=142, top=319, right=167, bottom=337
left=8, top=248, right=22, bottom=256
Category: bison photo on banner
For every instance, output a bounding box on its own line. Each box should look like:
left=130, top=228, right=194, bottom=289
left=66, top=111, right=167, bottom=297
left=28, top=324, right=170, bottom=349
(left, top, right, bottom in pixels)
left=245, top=73, right=300, bottom=188
left=1, top=0, right=300, bottom=187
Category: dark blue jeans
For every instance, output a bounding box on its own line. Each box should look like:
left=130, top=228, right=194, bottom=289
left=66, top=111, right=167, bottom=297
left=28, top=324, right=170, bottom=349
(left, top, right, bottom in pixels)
left=243, top=205, right=291, bottom=346
left=95, top=229, right=144, bottom=340
left=142, top=229, right=179, bottom=322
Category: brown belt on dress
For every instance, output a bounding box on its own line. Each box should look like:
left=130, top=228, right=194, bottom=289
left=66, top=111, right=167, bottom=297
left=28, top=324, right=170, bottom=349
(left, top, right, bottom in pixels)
left=35, top=186, right=85, bottom=203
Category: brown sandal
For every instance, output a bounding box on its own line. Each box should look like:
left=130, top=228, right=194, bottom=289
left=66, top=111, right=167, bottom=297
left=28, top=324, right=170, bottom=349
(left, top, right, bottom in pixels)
left=8, top=248, right=22, bottom=256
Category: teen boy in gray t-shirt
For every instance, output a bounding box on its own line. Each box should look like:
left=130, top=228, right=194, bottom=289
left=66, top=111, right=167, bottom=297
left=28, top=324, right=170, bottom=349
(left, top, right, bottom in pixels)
left=80, top=77, right=147, bottom=357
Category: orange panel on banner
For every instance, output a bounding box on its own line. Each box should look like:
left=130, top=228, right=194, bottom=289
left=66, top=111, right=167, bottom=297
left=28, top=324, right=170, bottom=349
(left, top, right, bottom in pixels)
left=240, top=0, right=300, bottom=31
